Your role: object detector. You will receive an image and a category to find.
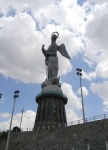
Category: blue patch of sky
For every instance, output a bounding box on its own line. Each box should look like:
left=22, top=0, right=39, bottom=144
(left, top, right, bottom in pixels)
left=84, top=91, right=104, bottom=118
left=61, top=51, right=104, bottom=88
left=48, top=19, right=60, bottom=26
left=23, top=8, right=32, bottom=17
left=0, top=27, right=3, bottom=30
left=85, top=7, right=93, bottom=13
left=7, top=7, right=16, bottom=17
left=84, top=17, right=87, bottom=22
left=69, top=52, right=104, bottom=88
left=22, top=7, right=60, bottom=31
left=53, top=0, right=61, bottom=5
left=35, top=21, right=42, bottom=31
left=61, top=52, right=92, bottom=92
left=61, top=52, right=104, bottom=117
left=98, top=77, right=108, bottom=83
left=0, top=11, right=4, bottom=18
left=77, top=0, right=86, bottom=6
left=23, top=8, right=33, bottom=17
left=23, top=8, right=41, bottom=31
left=37, top=19, right=60, bottom=31
left=84, top=3, right=95, bottom=14
left=0, top=74, right=41, bottom=116
left=0, top=117, right=10, bottom=123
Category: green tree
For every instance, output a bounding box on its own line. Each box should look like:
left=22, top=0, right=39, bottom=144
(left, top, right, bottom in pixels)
left=12, top=126, right=21, bottom=132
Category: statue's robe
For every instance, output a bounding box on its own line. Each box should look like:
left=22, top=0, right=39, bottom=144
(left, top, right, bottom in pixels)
left=45, top=43, right=58, bottom=82
left=42, top=42, right=70, bottom=84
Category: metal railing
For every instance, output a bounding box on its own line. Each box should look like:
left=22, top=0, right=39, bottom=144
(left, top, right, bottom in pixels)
left=0, top=128, right=33, bottom=132
left=67, top=113, right=108, bottom=126
left=0, top=113, right=108, bottom=132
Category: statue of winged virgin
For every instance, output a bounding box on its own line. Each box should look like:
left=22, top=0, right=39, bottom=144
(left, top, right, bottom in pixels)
left=41, top=32, right=71, bottom=88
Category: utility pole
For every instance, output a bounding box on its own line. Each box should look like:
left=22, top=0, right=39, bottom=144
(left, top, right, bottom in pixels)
left=0, top=93, right=2, bottom=100
left=5, top=90, right=19, bottom=150
left=20, top=108, right=24, bottom=130
left=76, top=68, right=86, bottom=123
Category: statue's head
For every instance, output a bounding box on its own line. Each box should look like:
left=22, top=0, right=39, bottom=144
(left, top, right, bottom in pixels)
left=51, top=32, right=59, bottom=40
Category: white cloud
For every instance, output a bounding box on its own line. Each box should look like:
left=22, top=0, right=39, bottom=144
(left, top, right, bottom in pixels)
left=0, top=108, right=80, bottom=131
left=96, top=60, right=108, bottom=79
left=66, top=109, right=80, bottom=123
left=81, top=70, right=96, bottom=81
left=87, top=0, right=107, bottom=4
left=0, top=0, right=53, bottom=15
left=85, top=3, right=108, bottom=51
left=0, top=13, right=46, bottom=83
left=83, top=1, right=108, bottom=80
left=0, top=0, right=87, bottom=84
left=0, top=12, right=75, bottom=83
left=0, top=113, right=10, bottom=118
left=0, top=0, right=108, bottom=86
left=82, top=60, right=108, bottom=81
left=20, top=110, right=36, bottom=130
left=77, top=86, right=88, bottom=96
left=62, top=83, right=81, bottom=110
left=0, top=0, right=108, bottom=122
left=90, top=81, right=108, bottom=112
left=83, top=57, right=94, bottom=67
left=0, top=110, right=36, bottom=131
left=61, top=83, right=81, bottom=122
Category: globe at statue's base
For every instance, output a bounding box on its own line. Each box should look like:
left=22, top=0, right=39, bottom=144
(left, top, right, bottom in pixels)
left=34, top=84, right=68, bottom=131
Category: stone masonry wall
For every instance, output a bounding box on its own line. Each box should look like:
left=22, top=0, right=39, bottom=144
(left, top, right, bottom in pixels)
left=0, top=119, right=108, bottom=150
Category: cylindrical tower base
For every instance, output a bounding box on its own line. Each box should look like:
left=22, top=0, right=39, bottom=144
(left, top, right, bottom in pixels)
left=34, top=85, right=68, bottom=131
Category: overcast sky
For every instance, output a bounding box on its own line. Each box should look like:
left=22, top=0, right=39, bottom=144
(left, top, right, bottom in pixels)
left=0, top=0, right=108, bottom=130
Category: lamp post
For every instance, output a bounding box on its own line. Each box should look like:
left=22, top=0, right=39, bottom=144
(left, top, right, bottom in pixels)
left=76, top=68, right=86, bottom=123
left=0, top=93, right=2, bottom=100
left=20, top=108, right=24, bottom=130
left=5, top=90, right=19, bottom=150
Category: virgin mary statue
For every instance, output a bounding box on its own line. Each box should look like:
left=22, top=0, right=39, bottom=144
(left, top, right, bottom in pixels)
left=41, top=32, right=71, bottom=88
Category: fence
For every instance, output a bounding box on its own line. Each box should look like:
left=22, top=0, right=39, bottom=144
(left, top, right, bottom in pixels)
left=0, top=113, right=108, bottom=132
left=67, top=113, right=108, bottom=126
left=0, top=128, right=33, bottom=132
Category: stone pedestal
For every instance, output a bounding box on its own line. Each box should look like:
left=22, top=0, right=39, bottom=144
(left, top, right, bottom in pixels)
left=34, top=85, right=68, bottom=131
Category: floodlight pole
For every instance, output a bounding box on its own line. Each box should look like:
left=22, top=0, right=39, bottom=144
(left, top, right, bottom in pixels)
left=79, top=73, right=86, bottom=123
left=20, top=108, right=24, bottom=130
left=5, top=90, right=19, bottom=150
left=0, top=93, right=2, bottom=100
left=76, top=68, right=86, bottom=123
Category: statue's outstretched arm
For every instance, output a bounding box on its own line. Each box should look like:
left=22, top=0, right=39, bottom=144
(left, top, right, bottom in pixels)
left=58, top=44, right=71, bottom=59
left=42, top=45, right=47, bottom=57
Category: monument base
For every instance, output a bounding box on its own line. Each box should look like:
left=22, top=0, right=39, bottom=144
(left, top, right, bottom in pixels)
left=34, top=84, right=67, bottom=131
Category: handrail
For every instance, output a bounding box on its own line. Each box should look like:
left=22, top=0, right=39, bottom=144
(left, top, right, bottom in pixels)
left=0, top=113, right=108, bottom=132
left=67, top=113, right=108, bottom=126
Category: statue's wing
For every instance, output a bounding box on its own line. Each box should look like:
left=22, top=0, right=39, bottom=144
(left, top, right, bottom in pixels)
left=58, top=44, right=71, bottom=59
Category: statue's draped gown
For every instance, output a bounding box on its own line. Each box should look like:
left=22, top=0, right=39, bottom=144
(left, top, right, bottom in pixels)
left=42, top=33, right=70, bottom=85
left=45, top=42, right=58, bottom=82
